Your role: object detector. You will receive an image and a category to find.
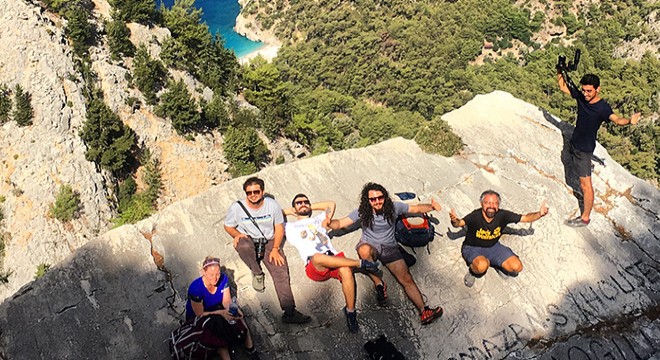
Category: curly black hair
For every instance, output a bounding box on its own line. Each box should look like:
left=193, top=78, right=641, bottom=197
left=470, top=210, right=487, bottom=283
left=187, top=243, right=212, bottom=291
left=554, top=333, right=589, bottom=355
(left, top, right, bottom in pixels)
left=358, top=182, right=395, bottom=229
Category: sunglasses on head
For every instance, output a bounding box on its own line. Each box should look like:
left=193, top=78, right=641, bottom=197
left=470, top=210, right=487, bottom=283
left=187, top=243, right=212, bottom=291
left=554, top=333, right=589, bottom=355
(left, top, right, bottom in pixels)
left=368, top=195, right=385, bottom=202
left=245, top=190, right=262, bottom=196
left=295, top=200, right=311, bottom=206
left=203, top=258, right=220, bottom=268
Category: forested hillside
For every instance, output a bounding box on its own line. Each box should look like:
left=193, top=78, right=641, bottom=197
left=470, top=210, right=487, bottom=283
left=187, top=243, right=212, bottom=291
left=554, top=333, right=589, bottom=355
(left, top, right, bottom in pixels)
left=241, top=0, right=660, bottom=183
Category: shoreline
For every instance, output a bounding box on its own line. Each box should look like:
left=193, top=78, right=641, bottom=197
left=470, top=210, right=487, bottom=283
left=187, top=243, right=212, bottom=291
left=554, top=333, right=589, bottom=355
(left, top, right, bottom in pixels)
left=238, top=43, right=281, bottom=64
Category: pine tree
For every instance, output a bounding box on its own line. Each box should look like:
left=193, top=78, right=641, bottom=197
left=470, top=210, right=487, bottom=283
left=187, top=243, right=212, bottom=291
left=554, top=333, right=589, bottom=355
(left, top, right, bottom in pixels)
left=12, top=85, right=33, bottom=126
left=107, top=16, right=135, bottom=60
left=0, top=84, right=11, bottom=124
left=132, top=46, right=166, bottom=105
left=223, top=127, right=270, bottom=177
left=80, top=91, right=136, bottom=175
left=109, top=0, right=155, bottom=24
left=155, top=79, right=201, bottom=134
left=65, top=6, right=94, bottom=57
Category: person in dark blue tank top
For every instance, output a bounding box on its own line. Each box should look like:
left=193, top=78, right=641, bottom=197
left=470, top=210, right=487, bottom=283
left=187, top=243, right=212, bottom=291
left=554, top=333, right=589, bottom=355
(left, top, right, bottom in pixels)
left=185, top=256, right=260, bottom=359
left=557, top=72, right=641, bottom=227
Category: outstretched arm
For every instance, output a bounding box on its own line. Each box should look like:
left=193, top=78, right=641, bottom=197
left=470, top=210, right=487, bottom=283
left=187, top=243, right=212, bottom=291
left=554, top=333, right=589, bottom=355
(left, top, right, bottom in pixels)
left=520, top=201, right=549, bottom=223
left=610, top=112, right=640, bottom=126
left=449, top=209, right=465, bottom=227
left=408, top=198, right=442, bottom=214
left=325, top=216, right=355, bottom=231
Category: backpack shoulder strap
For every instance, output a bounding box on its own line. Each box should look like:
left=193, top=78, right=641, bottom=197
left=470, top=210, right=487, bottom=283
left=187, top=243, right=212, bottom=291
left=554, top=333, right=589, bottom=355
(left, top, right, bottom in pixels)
left=235, top=201, right=267, bottom=239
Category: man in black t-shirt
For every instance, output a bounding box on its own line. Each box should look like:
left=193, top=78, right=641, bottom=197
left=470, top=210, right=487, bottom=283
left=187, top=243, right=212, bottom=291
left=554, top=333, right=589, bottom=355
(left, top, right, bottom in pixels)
left=449, top=190, right=548, bottom=287
left=557, top=72, right=640, bottom=227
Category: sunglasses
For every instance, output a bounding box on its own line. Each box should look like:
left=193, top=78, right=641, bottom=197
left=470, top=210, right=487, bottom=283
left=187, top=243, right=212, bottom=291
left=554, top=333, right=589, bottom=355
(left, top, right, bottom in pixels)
left=295, top=200, right=311, bottom=206
left=203, top=258, right=220, bottom=268
left=245, top=190, right=262, bottom=196
left=368, top=195, right=385, bottom=202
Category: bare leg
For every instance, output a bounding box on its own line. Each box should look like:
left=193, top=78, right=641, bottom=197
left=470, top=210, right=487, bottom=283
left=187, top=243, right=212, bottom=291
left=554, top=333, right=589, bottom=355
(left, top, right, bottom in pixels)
left=580, top=175, right=594, bottom=221
left=386, top=259, right=425, bottom=312
left=309, top=253, right=361, bottom=271
left=218, top=347, right=231, bottom=360
left=501, top=256, right=523, bottom=274
left=242, top=320, right=254, bottom=349
left=470, top=256, right=490, bottom=276
left=337, top=267, right=356, bottom=311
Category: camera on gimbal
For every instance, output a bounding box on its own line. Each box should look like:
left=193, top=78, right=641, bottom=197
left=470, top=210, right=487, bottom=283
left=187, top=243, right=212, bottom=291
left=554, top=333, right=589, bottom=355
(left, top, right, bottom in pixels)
left=556, top=49, right=581, bottom=93
left=556, top=49, right=581, bottom=73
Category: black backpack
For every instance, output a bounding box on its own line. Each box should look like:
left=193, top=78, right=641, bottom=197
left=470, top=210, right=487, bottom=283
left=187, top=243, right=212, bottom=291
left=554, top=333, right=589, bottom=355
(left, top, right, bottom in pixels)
left=394, top=213, right=435, bottom=253
left=364, top=334, right=406, bottom=359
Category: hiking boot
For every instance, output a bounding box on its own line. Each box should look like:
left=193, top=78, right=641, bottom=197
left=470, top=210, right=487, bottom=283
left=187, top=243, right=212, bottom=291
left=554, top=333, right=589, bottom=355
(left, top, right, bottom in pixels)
left=463, top=271, right=476, bottom=287
left=566, top=216, right=590, bottom=227
left=375, top=281, right=388, bottom=306
left=420, top=306, right=444, bottom=325
left=282, top=309, right=312, bottom=324
left=343, top=307, right=358, bottom=333
left=252, top=273, right=265, bottom=292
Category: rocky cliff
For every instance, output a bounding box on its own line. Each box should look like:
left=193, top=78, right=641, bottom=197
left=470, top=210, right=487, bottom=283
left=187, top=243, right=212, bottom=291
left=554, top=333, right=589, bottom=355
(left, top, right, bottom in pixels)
left=0, top=91, right=657, bottom=359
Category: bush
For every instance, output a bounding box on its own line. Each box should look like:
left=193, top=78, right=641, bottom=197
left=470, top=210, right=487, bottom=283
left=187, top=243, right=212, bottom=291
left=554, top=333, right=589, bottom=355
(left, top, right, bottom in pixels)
left=50, top=185, right=81, bottom=222
left=414, top=118, right=463, bottom=157
left=35, top=263, right=51, bottom=279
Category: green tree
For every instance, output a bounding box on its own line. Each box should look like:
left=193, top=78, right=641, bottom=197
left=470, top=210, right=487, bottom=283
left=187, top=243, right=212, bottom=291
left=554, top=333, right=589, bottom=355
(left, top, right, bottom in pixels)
left=109, top=0, right=155, bottom=24
left=65, top=6, right=94, bottom=57
left=223, top=127, right=270, bottom=177
left=80, top=91, right=137, bottom=175
left=106, top=16, right=135, bottom=60
left=49, top=185, right=81, bottom=222
left=12, top=85, right=33, bottom=126
left=0, top=84, right=11, bottom=124
left=201, top=92, right=231, bottom=130
left=156, top=79, right=202, bottom=134
left=113, top=149, right=161, bottom=226
left=132, top=46, right=167, bottom=105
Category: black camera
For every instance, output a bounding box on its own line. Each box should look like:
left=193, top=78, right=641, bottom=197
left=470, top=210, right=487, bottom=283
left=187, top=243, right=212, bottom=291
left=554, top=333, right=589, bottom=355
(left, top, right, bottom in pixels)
left=556, top=49, right=581, bottom=72
left=253, top=237, right=268, bottom=262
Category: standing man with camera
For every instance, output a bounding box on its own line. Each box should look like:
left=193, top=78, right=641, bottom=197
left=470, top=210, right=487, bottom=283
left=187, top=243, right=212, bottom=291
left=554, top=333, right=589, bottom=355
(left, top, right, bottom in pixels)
left=557, top=61, right=640, bottom=227
left=224, top=177, right=311, bottom=324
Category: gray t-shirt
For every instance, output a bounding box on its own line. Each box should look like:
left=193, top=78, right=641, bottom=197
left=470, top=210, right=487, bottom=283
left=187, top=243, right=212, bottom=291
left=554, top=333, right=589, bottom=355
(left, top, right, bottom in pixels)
left=348, top=202, right=409, bottom=246
left=224, top=198, right=284, bottom=240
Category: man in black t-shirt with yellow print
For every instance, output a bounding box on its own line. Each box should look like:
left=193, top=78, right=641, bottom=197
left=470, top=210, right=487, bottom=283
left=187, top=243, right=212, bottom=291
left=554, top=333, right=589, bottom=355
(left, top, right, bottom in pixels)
left=449, top=190, right=548, bottom=287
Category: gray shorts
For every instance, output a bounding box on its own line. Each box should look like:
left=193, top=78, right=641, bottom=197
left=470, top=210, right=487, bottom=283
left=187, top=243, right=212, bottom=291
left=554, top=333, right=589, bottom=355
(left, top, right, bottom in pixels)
left=356, top=239, right=403, bottom=265
left=461, top=242, right=517, bottom=268
left=570, top=143, right=593, bottom=178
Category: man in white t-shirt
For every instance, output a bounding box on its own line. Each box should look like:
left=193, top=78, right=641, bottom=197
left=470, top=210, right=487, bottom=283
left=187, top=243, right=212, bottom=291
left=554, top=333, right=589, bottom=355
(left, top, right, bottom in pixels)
left=284, top=193, right=379, bottom=333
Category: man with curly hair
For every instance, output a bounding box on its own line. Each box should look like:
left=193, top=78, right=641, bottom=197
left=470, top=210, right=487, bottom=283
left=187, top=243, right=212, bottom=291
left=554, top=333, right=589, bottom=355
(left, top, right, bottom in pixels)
left=326, top=182, right=444, bottom=325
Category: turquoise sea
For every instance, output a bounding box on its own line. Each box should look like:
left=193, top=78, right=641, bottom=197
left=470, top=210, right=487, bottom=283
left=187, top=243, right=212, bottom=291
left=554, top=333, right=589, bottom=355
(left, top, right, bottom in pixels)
left=161, top=0, right=264, bottom=58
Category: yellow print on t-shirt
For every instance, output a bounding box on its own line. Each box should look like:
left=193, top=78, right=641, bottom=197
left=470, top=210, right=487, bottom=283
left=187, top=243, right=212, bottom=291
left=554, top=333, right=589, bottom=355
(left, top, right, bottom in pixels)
left=475, top=227, right=501, bottom=241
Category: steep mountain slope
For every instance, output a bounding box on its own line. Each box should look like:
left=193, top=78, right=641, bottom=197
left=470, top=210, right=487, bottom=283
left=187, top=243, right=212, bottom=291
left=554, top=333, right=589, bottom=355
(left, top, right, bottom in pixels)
left=0, top=91, right=657, bottom=359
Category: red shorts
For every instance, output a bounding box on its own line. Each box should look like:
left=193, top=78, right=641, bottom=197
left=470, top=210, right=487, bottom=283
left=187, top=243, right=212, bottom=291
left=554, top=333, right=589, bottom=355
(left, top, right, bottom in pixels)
left=305, top=252, right=346, bottom=282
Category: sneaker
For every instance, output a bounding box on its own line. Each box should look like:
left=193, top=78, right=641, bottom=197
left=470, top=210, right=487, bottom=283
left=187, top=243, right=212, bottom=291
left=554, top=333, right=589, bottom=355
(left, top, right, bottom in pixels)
left=463, top=271, right=476, bottom=287
left=252, top=273, right=265, bottom=292
left=420, top=306, right=444, bottom=325
left=375, top=281, right=388, bottom=306
left=282, top=309, right=312, bottom=324
left=343, top=307, right=358, bottom=333
left=246, top=348, right=260, bottom=360
left=360, top=259, right=380, bottom=270
left=495, top=268, right=518, bottom=279
left=566, top=216, right=590, bottom=227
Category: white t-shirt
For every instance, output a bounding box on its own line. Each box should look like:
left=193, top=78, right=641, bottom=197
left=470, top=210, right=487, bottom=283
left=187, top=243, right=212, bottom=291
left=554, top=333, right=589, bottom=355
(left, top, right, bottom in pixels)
left=285, top=213, right=338, bottom=264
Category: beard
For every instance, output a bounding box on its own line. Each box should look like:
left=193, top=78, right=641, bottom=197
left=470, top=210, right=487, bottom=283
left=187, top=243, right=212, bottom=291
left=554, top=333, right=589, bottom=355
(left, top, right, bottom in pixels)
left=297, top=207, right=312, bottom=216
left=248, top=197, right=264, bottom=206
left=485, top=208, right=497, bottom=218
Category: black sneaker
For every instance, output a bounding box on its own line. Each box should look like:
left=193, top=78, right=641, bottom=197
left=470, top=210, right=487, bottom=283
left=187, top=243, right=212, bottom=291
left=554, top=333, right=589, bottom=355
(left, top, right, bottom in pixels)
left=375, top=281, right=388, bottom=306
left=360, top=259, right=380, bottom=270
left=282, top=309, right=312, bottom=324
left=343, top=307, right=358, bottom=333
left=566, top=216, right=590, bottom=227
